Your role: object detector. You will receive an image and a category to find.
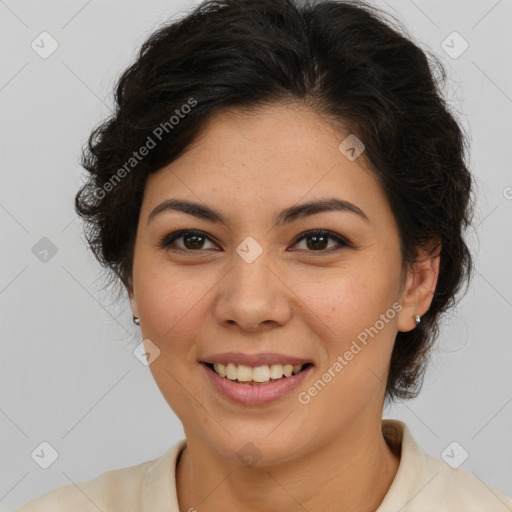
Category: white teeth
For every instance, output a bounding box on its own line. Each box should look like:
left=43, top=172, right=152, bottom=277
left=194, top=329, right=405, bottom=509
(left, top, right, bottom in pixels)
left=253, top=365, right=271, bottom=382
left=237, top=364, right=253, bottom=382
left=269, top=364, right=284, bottom=379
left=216, top=363, right=226, bottom=377
left=226, top=363, right=237, bottom=380
left=212, top=362, right=305, bottom=383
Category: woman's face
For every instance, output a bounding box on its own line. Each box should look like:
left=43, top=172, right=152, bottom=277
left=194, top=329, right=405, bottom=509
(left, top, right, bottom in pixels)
left=130, top=103, right=423, bottom=465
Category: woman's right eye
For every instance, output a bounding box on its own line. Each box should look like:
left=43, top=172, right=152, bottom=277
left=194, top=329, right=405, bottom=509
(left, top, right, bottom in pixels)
left=160, top=230, right=220, bottom=252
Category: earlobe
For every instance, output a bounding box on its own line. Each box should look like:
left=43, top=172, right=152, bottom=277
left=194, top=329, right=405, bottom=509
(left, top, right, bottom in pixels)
left=126, top=282, right=139, bottom=319
left=397, top=242, right=441, bottom=332
left=130, top=297, right=140, bottom=319
left=130, top=295, right=141, bottom=326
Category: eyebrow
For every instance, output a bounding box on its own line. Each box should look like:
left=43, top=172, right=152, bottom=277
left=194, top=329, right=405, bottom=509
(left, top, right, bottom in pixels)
left=147, top=197, right=369, bottom=226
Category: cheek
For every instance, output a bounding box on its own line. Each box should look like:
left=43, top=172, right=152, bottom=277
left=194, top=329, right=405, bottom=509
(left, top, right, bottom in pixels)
left=292, top=273, right=400, bottom=424
left=296, top=256, right=400, bottom=333
left=134, top=266, right=212, bottom=422
left=290, top=256, right=401, bottom=383
left=133, top=258, right=214, bottom=355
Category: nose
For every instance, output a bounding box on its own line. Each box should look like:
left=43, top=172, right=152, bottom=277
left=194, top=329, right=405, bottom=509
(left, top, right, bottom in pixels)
left=213, top=250, right=292, bottom=333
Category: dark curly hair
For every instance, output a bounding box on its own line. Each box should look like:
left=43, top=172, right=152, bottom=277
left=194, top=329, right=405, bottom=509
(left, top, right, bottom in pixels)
left=75, top=0, right=474, bottom=402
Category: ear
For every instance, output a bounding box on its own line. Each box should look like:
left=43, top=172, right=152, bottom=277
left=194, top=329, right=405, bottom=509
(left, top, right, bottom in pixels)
left=397, top=240, right=441, bottom=332
left=126, top=280, right=140, bottom=319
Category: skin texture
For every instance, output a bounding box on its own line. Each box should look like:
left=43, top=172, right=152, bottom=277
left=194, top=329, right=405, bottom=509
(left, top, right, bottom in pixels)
left=128, top=103, right=440, bottom=512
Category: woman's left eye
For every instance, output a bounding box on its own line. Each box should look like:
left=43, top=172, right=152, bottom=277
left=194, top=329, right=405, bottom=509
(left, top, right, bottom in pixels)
left=160, top=229, right=350, bottom=253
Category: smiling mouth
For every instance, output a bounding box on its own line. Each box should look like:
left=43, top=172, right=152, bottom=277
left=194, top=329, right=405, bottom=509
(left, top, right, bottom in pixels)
left=203, top=362, right=313, bottom=386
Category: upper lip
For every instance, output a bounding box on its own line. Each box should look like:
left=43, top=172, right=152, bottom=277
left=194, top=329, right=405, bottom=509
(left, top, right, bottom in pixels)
left=201, top=352, right=313, bottom=367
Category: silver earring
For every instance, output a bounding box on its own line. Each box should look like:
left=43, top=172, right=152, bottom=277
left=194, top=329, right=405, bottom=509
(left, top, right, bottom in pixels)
left=133, top=315, right=140, bottom=325
left=414, top=314, right=421, bottom=326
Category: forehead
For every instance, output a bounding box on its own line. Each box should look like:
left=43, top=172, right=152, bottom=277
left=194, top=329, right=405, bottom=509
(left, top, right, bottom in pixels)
left=140, top=103, right=390, bottom=226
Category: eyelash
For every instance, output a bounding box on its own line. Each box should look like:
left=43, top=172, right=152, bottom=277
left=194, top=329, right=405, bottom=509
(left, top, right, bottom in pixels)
left=159, top=229, right=352, bottom=254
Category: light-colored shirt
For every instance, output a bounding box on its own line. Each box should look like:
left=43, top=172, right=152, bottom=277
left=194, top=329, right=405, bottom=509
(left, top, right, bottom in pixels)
left=13, top=419, right=512, bottom=511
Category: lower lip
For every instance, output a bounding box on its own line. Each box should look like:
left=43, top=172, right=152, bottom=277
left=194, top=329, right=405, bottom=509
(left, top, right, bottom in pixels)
left=201, top=363, right=313, bottom=405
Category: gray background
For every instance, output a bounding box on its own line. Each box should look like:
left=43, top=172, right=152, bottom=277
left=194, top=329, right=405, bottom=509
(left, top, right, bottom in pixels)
left=1, top=0, right=511, bottom=510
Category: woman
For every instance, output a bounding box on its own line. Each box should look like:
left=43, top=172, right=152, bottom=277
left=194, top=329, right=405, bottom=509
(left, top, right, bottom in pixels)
left=15, top=0, right=512, bottom=510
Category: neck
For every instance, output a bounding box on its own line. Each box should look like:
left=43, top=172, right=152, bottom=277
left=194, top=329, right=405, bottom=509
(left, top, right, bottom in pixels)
left=176, top=418, right=400, bottom=512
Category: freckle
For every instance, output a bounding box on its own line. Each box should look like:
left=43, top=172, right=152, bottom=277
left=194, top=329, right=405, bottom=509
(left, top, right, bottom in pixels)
left=331, top=307, right=335, bottom=312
